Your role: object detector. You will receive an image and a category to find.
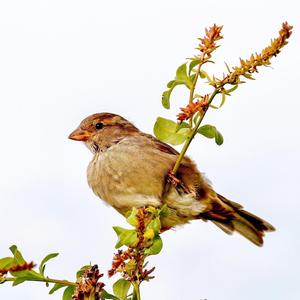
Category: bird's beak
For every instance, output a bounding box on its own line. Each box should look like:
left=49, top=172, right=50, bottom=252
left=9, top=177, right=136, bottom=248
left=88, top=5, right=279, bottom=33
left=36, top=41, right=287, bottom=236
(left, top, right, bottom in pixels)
left=68, top=128, right=91, bottom=141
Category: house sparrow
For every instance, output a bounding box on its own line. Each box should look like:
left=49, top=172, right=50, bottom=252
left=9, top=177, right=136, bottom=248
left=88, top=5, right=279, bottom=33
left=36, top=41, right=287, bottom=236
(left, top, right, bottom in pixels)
left=69, top=112, right=275, bottom=246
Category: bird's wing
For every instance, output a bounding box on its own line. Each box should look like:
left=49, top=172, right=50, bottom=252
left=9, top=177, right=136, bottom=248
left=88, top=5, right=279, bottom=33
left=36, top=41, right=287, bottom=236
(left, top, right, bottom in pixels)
left=141, top=133, right=179, bottom=155
left=139, top=133, right=275, bottom=246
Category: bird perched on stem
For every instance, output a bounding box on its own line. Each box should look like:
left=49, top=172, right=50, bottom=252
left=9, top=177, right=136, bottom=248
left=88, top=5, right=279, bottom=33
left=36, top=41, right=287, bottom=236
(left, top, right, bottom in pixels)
left=69, top=113, right=274, bottom=246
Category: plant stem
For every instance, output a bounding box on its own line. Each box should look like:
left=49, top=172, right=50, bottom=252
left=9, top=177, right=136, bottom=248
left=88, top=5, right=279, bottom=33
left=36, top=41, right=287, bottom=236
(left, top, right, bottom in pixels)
left=132, top=282, right=141, bottom=300
left=172, top=88, right=219, bottom=174
left=189, top=63, right=202, bottom=104
left=188, top=62, right=204, bottom=126
left=0, top=276, right=76, bottom=286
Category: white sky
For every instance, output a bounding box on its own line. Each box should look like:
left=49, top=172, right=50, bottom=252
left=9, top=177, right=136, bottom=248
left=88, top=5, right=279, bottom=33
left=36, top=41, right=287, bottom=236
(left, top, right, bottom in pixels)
left=0, top=1, right=299, bottom=299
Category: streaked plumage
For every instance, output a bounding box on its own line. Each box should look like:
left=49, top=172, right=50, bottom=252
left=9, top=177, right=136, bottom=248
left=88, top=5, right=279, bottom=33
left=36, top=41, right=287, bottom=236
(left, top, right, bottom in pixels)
left=69, top=113, right=275, bottom=246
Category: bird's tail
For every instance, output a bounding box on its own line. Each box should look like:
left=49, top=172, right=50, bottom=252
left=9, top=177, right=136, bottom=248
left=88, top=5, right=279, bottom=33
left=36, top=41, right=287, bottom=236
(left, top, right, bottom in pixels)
left=200, top=194, right=275, bottom=246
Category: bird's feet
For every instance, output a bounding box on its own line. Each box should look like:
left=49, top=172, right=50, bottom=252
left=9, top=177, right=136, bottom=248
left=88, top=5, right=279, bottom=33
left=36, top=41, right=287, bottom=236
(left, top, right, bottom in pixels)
left=167, top=170, right=190, bottom=194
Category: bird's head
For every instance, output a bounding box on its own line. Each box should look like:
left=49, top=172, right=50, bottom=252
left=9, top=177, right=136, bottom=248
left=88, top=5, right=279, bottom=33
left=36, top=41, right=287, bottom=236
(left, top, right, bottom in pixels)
left=68, top=113, right=139, bottom=153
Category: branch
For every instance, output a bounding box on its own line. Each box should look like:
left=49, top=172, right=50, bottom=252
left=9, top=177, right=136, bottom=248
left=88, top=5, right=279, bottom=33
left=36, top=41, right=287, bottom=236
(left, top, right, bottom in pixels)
left=172, top=89, right=219, bottom=174
left=1, top=276, right=76, bottom=286
left=155, top=22, right=293, bottom=180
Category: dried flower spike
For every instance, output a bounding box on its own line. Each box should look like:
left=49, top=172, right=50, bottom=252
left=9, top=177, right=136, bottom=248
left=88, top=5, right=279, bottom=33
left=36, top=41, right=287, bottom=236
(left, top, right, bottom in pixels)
left=72, top=265, right=105, bottom=300
left=177, top=95, right=209, bottom=122
left=0, top=261, right=35, bottom=276
left=220, top=22, right=293, bottom=86
left=196, top=24, right=223, bottom=60
left=108, top=207, right=158, bottom=286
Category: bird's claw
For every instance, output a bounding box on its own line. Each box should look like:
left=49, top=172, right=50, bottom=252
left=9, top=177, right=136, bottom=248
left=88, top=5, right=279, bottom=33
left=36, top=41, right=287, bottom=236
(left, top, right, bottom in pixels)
left=167, top=171, right=181, bottom=185
left=167, top=171, right=190, bottom=194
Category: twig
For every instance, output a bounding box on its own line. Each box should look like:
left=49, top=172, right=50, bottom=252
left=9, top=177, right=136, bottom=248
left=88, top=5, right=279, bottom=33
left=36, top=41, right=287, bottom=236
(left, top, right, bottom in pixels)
left=0, top=276, right=76, bottom=286
left=132, top=282, right=141, bottom=300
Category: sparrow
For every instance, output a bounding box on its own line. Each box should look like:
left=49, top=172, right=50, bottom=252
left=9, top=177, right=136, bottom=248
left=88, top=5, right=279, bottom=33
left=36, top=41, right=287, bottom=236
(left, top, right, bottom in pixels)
left=69, top=112, right=275, bottom=246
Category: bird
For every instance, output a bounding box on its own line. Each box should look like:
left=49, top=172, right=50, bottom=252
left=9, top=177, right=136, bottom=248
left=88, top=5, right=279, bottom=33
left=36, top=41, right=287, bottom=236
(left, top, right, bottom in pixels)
left=69, top=112, right=275, bottom=246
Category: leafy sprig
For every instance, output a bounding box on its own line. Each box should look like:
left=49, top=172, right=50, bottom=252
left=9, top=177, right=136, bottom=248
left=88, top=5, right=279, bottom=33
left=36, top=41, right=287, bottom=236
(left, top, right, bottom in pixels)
left=0, top=245, right=76, bottom=297
left=108, top=206, right=167, bottom=300
left=154, top=22, right=292, bottom=175
left=0, top=207, right=166, bottom=300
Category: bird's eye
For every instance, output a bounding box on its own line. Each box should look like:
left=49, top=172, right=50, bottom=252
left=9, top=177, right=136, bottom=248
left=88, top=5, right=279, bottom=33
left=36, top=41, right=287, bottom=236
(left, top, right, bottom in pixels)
left=95, top=122, right=104, bottom=130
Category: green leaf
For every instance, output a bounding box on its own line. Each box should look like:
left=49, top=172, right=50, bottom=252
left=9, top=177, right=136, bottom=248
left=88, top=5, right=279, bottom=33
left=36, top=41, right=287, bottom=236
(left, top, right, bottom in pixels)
left=62, top=285, right=75, bottom=300
left=0, top=278, right=6, bottom=284
left=126, top=208, right=138, bottom=227
left=101, top=290, right=120, bottom=300
left=8, top=245, right=44, bottom=281
left=162, top=80, right=186, bottom=109
left=176, top=121, right=190, bottom=132
left=0, top=257, right=13, bottom=269
left=167, top=80, right=176, bottom=88
left=193, top=113, right=201, bottom=125
left=8, top=245, right=43, bottom=281
left=175, top=63, right=192, bottom=88
left=113, top=227, right=138, bottom=248
left=243, top=73, right=255, bottom=80
left=153, top=117, right=189, bottom=145
left=198, top=124, right=224, bottom=146
left=163, top=64, right=194, bottom=109
left=209, top=104, right=219, bottom=109
left=145, top=206, right=158, bottom=215
left=209, top=92, right=228, bottom=110
left=124, top=259, right=136, bottom=275
left=12, top=277, right=30, bottom=286
left=159, top=205, right=170, bottom=217
left=12, top=273, right=44, bottom=286
left=113, top=279, right=131, bottom=300
left=144, top=228, right=155, bottom=240
left=11, top=270, right=44, bottom=280
left=199, top=70, right=211, bottom=81
left=189, top=73, right=196, bottom=84
left=220, top=92, right=226, bottom=108
left=188, top=59, right=201, bottom=75
left=76, top=265, right=91, bottom=280
left=39, top=253, right=59, bottom=276
left=9, top=245, right=25, bottom=264
left=49, top=283, right=65, bottom=294
left=198, top=125, right=215, bottom=138
left=145, top=236, right=163, bottom=256
left=224, top=84, right=238, bottom=94
left=215, top=130, right=224, bottom=145
left=175, top=63, right=188, bottom=81
left=162, top=89, right=172, bottom=109
left=147, top=218, right=161, bottom=234
left=224, top=61, right=231, bottom=73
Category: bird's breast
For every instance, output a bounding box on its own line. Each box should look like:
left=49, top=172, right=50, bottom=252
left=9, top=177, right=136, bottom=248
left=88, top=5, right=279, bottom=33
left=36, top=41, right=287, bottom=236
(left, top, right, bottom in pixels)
left=86, top=143, right=163, bottom=212
left=87, top=150, right=124, bottom=204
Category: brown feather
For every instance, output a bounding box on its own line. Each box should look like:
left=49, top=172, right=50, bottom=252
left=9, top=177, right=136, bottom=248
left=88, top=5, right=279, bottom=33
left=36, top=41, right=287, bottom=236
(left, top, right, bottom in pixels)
left=199, top=194, right=275, bottom=246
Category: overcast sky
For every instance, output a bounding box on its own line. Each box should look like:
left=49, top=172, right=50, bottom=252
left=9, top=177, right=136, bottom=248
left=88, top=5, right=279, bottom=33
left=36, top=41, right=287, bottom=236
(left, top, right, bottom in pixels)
left=0, top=1, right=299, bottom=300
